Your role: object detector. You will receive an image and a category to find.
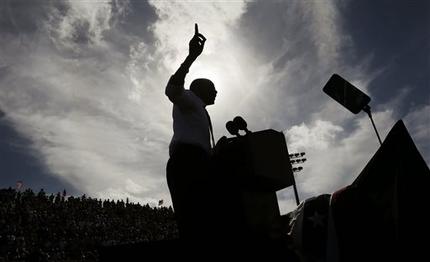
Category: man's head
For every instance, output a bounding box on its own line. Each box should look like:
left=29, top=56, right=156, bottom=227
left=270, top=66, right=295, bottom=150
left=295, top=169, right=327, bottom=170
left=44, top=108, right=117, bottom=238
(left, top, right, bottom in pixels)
left=190, top=78, right=217, bottom=105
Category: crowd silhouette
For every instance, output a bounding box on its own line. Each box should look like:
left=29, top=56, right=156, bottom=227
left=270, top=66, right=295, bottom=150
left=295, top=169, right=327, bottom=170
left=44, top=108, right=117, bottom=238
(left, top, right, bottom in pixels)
left=0, top=188, right=178, bottom=261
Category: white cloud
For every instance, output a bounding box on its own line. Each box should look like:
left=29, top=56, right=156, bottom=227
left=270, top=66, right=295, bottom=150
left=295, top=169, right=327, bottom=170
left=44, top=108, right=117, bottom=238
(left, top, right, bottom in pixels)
left=45, top=0, right=116, bottom=51
left=299, top=0, right=344, bottom=66
left=286, top=120, right=343, bottom=151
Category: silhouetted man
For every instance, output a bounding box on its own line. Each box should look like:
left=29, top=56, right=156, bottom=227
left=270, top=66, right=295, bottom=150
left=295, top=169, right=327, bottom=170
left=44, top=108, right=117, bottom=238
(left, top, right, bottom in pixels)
left=165, top=24, right=217, bottom=242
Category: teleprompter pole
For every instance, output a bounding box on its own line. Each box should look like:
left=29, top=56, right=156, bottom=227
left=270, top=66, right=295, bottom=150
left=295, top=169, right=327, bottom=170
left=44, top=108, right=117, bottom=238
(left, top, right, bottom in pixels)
left=363, top=105, right=382, bottom=146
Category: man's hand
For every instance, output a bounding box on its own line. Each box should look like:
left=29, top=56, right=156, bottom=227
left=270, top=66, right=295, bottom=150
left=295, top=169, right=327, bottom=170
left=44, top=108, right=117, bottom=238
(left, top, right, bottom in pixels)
left=189, top=23, right=206, bottom=60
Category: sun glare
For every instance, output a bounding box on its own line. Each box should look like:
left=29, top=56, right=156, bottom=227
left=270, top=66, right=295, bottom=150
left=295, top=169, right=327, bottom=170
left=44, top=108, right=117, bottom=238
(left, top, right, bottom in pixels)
left=186, top=66, right=223, bottom=92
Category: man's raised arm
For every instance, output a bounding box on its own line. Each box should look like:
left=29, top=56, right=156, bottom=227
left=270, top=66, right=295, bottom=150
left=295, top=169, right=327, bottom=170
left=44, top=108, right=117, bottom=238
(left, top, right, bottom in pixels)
left=165, top=24, right=206, bottom=102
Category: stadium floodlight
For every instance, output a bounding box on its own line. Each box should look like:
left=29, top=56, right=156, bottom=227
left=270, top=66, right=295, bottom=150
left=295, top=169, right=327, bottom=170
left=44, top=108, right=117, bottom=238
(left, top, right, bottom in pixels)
left=323, top=74, right=382, bottom=145
left=289, top=152, right=307, bottom=160
left=292, top=167, right=303, bottom=173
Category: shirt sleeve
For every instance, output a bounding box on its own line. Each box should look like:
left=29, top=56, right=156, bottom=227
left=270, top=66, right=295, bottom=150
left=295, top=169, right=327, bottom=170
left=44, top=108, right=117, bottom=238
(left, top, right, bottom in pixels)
left=165, top=75, right=184, bottom=101
left=165, top=78, right=196, bottom=110
left=165, top=58, right=197, bottom=109
left=165, top=57, right=191, bottom=98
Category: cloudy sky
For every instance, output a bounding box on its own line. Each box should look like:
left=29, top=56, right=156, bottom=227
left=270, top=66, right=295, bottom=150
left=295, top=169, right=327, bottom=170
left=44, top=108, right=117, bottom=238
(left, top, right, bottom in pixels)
left=0, top=0, right=428, bottom=213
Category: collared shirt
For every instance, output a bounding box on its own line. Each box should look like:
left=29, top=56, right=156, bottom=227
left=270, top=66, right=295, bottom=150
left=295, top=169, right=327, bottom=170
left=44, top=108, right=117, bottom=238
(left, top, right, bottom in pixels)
left=166, top=79, right=211, bottom=156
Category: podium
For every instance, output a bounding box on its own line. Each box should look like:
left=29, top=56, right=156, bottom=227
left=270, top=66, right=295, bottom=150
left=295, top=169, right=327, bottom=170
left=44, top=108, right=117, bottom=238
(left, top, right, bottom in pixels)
left=217, top=129, right=295, bottom=191
left=215, top=129, right=297, bottom=241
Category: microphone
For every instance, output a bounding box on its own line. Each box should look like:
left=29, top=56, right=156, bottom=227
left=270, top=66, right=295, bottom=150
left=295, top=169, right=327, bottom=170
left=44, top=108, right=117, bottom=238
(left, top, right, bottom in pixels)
left=233, top=116, right=251, bottom=135
left=226, top=121, right=240, bottom=137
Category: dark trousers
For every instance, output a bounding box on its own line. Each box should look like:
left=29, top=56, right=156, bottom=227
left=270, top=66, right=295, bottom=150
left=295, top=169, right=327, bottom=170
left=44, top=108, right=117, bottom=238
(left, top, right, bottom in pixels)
left=166, top=144, right=214, bottom=242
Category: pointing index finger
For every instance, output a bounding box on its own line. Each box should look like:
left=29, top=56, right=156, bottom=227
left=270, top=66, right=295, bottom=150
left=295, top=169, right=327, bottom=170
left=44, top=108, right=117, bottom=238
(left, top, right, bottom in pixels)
left=195, top=23, right=199, bottom=35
